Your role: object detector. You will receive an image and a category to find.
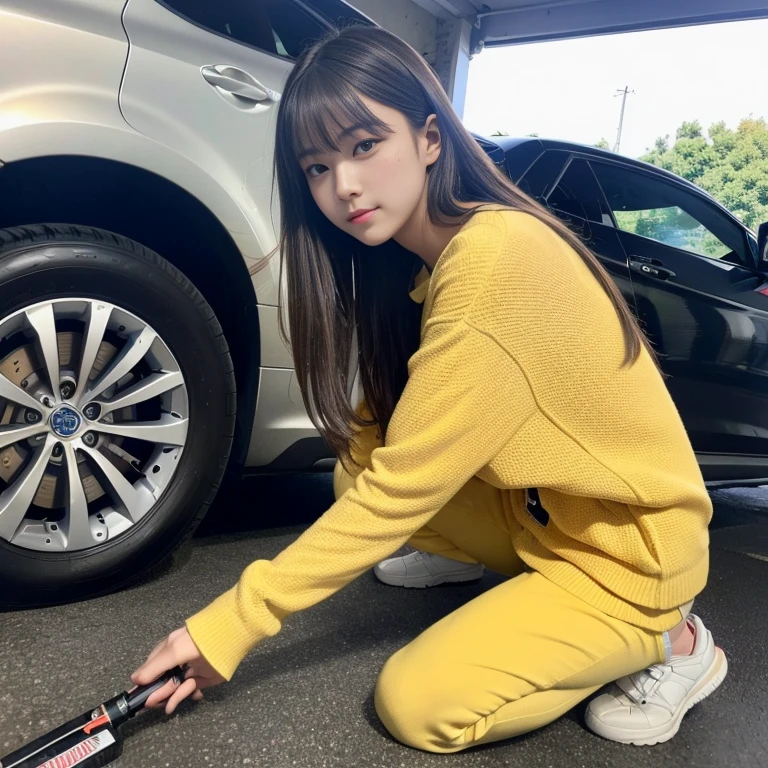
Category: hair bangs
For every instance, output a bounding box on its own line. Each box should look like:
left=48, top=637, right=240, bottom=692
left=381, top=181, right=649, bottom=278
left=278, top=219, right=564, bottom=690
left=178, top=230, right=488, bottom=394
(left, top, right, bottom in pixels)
left=289, top=68, right=392, bottom=163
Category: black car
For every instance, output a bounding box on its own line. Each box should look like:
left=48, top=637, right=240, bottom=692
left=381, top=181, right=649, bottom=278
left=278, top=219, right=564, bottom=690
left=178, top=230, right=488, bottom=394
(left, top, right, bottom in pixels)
left=476, top=136, right=768, bottom=488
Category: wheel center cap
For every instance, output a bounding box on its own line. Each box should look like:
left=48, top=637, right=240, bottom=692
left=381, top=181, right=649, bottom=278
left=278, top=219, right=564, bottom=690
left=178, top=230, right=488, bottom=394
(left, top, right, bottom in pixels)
left=50, top=406, right=83, bottom=438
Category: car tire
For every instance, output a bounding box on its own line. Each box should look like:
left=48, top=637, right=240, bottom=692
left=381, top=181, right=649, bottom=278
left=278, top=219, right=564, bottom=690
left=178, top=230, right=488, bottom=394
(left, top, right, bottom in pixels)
left=0, top=224, right=236, bottom=608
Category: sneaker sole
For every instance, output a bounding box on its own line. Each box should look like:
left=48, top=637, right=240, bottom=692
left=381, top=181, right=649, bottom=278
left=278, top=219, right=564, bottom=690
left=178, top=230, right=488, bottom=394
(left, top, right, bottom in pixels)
left=373, top=566, right=485, bottom=588
left=586, top=646, right=728, bottom=746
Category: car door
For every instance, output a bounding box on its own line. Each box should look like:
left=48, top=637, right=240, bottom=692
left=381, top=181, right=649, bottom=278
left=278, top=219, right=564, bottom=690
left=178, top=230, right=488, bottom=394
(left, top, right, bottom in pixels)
left=518, top=151, right=638, bottom=312
left=119, top=0, right=343, bottom=285
left=590, top=159, right=768, bottom=480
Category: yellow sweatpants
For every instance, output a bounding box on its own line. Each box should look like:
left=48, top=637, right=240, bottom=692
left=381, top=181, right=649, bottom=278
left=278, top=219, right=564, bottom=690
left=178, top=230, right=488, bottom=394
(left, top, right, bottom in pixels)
left=334, top=452, right=681, bottom=754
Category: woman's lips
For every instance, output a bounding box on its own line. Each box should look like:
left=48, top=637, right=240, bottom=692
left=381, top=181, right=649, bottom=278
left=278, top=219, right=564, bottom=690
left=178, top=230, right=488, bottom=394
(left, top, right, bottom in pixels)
left=348, top=208, right=377, bottom=224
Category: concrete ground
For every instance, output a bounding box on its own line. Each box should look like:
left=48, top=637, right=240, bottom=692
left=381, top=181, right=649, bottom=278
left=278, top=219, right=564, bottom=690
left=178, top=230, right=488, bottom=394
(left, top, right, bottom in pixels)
left=1, top=474, right=767, bottom=768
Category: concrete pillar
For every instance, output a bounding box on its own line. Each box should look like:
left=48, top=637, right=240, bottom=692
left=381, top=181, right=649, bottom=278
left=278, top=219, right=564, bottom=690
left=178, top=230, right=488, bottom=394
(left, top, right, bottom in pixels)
left=433, top=17, right=473, bottom=117
left=348, top=0, right=438, bottom=65
left=346, top=0, right=473, bottom=117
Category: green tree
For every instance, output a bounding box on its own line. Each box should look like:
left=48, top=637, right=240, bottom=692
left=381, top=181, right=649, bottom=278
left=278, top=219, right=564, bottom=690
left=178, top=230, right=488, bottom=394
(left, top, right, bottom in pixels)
left=595, top=137, right=610, bottom=149
left=676, top=120, right=703, bottom=140
left=641, top=117, right=768, bottom=230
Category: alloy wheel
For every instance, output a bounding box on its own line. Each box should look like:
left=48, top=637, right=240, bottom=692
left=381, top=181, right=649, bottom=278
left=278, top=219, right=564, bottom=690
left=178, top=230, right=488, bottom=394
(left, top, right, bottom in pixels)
left=0, top=298, right=189, bottom=552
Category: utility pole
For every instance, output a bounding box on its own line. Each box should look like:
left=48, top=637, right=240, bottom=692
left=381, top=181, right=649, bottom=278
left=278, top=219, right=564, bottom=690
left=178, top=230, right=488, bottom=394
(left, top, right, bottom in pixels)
left=613, top=86, right=634, bottom=153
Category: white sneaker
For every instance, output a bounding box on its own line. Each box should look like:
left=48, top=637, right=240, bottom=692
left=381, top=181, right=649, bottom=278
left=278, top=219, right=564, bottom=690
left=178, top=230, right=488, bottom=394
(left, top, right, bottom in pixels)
left=373, top=549, right=484, bottom=588
left=585, top=614, right=728, bottom=745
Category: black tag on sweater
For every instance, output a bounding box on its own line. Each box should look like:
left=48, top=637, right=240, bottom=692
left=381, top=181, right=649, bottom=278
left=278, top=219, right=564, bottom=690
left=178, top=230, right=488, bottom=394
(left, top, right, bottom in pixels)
left=526, top=488, right=550, bottom=526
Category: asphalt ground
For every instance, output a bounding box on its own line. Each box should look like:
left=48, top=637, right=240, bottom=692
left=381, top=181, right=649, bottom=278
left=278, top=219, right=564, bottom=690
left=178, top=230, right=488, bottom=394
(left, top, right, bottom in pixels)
left=1, top=473, right=767, bottom=768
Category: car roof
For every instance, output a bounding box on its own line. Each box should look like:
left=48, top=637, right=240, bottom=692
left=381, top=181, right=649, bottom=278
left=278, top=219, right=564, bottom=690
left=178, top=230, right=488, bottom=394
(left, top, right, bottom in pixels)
left=475, top=134, right=722, bottom=206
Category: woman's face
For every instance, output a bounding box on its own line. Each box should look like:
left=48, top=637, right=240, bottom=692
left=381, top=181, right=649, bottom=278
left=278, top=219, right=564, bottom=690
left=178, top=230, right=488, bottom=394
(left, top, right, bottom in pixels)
left=298, top=96, right=439, bottom=246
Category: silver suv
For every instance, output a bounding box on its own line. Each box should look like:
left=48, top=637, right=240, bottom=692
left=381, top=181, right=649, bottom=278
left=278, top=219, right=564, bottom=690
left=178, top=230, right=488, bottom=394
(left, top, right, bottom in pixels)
left=0, top=0, right=371, bottom=607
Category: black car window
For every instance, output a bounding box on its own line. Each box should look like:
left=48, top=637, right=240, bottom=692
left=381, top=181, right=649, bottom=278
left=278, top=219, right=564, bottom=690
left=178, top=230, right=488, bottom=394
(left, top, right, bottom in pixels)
left=516, top=150, right=568, bottom=201
left=591, top=161, right=749, bottom=265
left=158, top=0, right=331, bottom=58
left=546, top=159, right=613, bottom=225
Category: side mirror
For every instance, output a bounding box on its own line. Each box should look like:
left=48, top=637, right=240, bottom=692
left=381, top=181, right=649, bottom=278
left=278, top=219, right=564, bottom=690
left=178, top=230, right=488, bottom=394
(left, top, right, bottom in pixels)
left=759, top=222, right=768, bottom=264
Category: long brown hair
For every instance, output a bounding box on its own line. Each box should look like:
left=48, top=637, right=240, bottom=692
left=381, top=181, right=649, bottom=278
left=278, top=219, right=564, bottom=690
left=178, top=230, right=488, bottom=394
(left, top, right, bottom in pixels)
left=274, top=25, right=655, bottom=469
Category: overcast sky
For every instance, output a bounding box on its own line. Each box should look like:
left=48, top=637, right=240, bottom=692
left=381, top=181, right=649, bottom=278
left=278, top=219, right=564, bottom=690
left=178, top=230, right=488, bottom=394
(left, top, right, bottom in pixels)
left=463, top=18, right=768, bottom=158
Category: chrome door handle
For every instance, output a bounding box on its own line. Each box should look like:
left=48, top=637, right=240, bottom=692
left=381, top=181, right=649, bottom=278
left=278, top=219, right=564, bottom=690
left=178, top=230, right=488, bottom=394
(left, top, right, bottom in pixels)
left=201, top=65, right=281, bottom=103
left=629, top=259, right=676, bottom=281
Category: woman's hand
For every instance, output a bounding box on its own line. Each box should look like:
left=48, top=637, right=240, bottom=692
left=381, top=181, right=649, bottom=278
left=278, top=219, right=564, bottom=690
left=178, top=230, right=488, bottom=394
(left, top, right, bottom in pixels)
left=130, top=626, right=226, bottom=715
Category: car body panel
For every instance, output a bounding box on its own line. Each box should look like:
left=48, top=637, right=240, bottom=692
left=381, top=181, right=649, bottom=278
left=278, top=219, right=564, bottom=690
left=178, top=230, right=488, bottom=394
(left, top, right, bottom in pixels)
left=0, top=0, right=127, bottom=41
left=257, top=304, right=294, bottom=368
left=247, top=368, right=314, bottom=465
left=0, top=1, right=129, bottom=146
left=618, top=227, right=768, bottom=469
left=120, top=0, right=290, bottom=306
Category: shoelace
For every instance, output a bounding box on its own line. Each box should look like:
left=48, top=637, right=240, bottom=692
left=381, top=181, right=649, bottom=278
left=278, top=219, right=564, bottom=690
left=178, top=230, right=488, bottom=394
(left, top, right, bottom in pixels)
left=622, top=664, right=667, bottom=705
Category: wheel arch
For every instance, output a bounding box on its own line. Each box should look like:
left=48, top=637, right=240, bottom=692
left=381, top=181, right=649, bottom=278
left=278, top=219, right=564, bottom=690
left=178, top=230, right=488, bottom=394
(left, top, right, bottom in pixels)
left=0, top=155, right=261, bottom=475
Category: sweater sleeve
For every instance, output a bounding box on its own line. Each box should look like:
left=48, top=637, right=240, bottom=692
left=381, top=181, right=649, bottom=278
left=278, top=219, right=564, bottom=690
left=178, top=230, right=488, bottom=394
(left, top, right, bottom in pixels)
left=185, top=319, right=537, bottom=680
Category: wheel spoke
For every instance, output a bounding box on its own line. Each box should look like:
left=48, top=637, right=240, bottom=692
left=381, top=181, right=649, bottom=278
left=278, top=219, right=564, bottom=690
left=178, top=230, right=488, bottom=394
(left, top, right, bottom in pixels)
left=0, top=423, right=49, bottom=449
left=97, top=371, right=184, bottom=417
left=83, top=326, right=157, bottom=403
left=0, top=370, right=52, bottom=413
left=80, top=442, right=143, bottom=523
left=25, top=304, right=61, bottom=399
left=73, top=302, right=112, bottom=406
left=0, top=298, right=190, bottom=553
left=61, top=442, right=96, bottom=549
left=0, top=434, right=56, bottom=541
left=91, top=413, right=188, bottom=446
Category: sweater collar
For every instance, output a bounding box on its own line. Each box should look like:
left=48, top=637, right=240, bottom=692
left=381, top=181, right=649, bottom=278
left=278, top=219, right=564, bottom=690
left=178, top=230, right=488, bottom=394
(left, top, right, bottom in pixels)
left=409, top=265, right=431, bottom=304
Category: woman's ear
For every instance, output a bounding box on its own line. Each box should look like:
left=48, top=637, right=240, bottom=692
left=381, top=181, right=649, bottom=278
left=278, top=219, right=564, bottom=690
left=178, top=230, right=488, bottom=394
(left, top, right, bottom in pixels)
left=422, top=114, right=441, bottom=167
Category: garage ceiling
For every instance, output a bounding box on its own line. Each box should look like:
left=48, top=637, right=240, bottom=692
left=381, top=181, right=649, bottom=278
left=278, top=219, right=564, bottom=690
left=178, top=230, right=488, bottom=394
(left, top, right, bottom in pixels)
left=409, top=0, right=768, bottom=49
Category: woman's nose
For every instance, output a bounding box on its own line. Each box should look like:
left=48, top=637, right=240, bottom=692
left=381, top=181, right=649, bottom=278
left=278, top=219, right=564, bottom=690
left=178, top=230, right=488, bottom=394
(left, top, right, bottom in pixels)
left=334, top=165, right=362, bottom=200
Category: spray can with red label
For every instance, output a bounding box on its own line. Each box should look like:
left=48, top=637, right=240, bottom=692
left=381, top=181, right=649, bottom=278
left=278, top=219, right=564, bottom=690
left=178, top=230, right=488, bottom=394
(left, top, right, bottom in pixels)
left=1, top=666, right=185, bottom=768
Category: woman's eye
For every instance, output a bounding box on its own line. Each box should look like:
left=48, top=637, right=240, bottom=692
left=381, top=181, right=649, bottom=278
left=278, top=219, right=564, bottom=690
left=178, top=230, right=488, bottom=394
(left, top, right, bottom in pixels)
left=305, top=164, right=327, bottom=178
left=354, top=139, right=379, bottom=156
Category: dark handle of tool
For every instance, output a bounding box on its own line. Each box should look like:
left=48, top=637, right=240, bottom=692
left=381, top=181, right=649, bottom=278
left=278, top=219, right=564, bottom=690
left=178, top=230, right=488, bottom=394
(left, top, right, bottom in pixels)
left=125, top=665, right=186, bottom=714
left=99, top=665, right=188, bottom=729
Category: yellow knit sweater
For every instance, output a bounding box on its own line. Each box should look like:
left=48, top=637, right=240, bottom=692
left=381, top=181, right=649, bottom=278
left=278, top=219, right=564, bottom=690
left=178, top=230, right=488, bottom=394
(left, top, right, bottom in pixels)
left=186, top=210, right=712, bottom=681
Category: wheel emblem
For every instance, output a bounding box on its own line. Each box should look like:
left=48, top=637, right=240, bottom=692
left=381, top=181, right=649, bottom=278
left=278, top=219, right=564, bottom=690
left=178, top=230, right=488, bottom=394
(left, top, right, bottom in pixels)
left=50, top=406, right=82, bottom=438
